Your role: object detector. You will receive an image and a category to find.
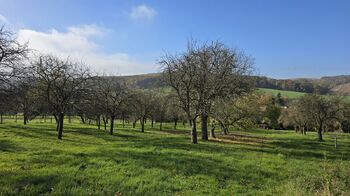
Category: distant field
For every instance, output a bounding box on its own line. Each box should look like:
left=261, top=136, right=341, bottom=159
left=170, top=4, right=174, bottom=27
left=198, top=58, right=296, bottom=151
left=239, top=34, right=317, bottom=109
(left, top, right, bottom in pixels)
left=258, top=88, right=306, bottom=99
left=259, top=88, right=350, bottom=101
left=0, top=119, right=350, bottom=195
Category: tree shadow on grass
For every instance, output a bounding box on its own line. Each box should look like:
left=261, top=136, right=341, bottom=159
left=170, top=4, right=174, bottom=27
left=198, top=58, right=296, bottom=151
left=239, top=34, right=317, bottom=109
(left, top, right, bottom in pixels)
left=130, top=133, right=350, bottom=161
left=0, top=166, right=61, bottom=195
left=0, top=139, right=24, bottom=152
left=4, top=124, right=57, bottom=139
left=84, top=146, right=273, bottom=191
left=269, top=137, right=350, bottom=160
left=70, top=127, right=140, bottom=142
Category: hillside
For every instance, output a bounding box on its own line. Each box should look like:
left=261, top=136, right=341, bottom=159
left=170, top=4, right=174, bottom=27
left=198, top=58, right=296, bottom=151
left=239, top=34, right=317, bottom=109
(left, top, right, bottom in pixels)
left=117, top=73, right=164, bottom=89
left=115, top=73, right=350, bottom=95
left=258, top=88, right=306, bottom=99
left=331, top=83, right=350, bottom=95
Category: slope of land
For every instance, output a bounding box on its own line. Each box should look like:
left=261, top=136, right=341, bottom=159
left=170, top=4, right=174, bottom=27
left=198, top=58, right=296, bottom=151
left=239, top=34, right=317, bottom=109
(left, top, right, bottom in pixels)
left=258, top=88, right=306, bottom=99
left=1, top=120, right=349, bottom=195
left=331, top=83, right=350, bottom=95
left=115, top=73, right=350, bottom=95
left=259, top=88, right=350, bottom=102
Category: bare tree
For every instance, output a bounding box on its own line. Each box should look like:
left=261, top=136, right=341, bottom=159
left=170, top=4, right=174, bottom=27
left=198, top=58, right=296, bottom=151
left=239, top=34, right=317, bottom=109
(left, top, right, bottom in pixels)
left=129, top=90, right=154, bottom=132
left=95, top=77, right=129, bottom=135
left=279, top=102, right=310, bottom=134
left=161, top=47, right=200, bottom=143
left=0, top=85, right=14, bottom=124
left=153, top=93, right=169, bottom=131
left=161, top=40, right=253, bottom=143
left=13, top=75, right=42, bottom=124
left=166, top=95, right=184, bottom=130
left=32, top=55, right=90, bottom=139
left=74, top=78, right=104, bottom=130
left=211, top=93, right=261, bottom=135
left=297, top=94, right=344, bottom=141
left=340, top=102, right=350, bottom=133
left=0, top=26, right=28, bottom=83
left=192, top=41, right=254, bottom=140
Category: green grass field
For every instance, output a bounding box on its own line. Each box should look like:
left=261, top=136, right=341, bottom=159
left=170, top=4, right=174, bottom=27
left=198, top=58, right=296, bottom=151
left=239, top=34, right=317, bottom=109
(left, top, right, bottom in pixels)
left=259, top=88, right=350, bottom=102
left=0, top=119, right=350, bottom=195
left=258, top=88, right=306, bottom=99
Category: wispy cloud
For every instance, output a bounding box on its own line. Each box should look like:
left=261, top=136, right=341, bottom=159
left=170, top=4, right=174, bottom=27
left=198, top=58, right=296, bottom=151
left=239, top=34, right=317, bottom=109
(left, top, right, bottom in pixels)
left=130, top=4, right=157, bottom=22
left=0, top=14, right=8, bottom=23
left=16, top=24, right=154, bottom=75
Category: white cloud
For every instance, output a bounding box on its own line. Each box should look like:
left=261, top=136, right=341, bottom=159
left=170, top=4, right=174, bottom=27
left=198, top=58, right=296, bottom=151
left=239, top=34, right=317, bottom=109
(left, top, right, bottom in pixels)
left=0, top=14, right=8, bottom=23
left=130, top=4, right=157, bottom=22
left=16, top=25, right=155, bottom=75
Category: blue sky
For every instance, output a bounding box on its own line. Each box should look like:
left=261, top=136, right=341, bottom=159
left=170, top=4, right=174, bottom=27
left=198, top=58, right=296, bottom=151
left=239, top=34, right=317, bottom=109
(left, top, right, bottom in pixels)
left=0, top=0, right=349, bottom=78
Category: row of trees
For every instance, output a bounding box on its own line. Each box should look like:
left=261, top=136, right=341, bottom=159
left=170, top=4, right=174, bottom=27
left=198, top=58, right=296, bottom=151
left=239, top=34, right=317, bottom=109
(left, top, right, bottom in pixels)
left=0, top=27, right=256, bottom=143
left=279, top=94, right=350, bottom=141
left=1, top=26, right=349, bottom=143
left=254, top=76, right=331, bottom=94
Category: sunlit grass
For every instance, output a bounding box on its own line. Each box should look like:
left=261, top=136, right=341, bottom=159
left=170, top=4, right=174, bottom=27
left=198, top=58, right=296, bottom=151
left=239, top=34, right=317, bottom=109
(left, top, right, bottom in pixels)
left=0, top=119, right=349, bottom=195
left=258, top=88, right=306, bottom=99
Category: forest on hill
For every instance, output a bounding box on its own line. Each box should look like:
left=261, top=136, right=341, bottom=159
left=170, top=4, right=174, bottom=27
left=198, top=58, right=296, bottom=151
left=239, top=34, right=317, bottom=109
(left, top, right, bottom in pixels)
left=117, top=73, right=350, bottom=95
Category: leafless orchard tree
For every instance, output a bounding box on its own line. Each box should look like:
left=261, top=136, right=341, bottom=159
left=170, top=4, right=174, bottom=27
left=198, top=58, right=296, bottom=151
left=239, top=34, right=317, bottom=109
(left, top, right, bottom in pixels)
left=13, top=74, right=42, bottom=125
left=32, top=55, right=90, bottom=139
left=0, top=26, right=28, bottom=83
left=295, top=94, right=344, bottom=141
left=211, top=93, right=261, bottom=135
left=166, top=95, right=184, bottom=130
left=129, top=90, right=154, bottom=132
left=94, top=77, right=130, bottom=135
left=161, top=40, right=254, bottom=143
left=161, top=50, right=200, bottom=143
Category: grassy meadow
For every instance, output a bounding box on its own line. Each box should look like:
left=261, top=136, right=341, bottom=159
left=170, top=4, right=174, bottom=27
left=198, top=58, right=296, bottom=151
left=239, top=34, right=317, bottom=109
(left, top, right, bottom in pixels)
left=0, top=118, right=350, bottom=195
left=258, top=88, right=306, bottom=99
left=259, top=88, right=350, bottom=102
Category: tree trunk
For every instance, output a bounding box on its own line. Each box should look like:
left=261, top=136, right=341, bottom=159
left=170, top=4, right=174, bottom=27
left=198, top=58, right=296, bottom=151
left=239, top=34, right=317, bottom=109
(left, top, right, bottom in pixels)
left=97, top=115, right=101, bottom=130
left=56, top=118, right=60, bottom=132
left=318, top=126, right=323, bottom=141
left=24, top=115, right=27, bottom=125
left=191, top=118, right=198, bottom=144
left=224, top=127, right=229, bottom=135
left=58, top=113, right=64, bottom=139
left=15, top=114, right=17, bottom=122
left=151, top=117, right=154, bottom=128
left=132, top=120, right=136, bottom=128
left=102, top=116, right=107, bottom=130
left=174, top=119, right=177, bottom=130
left=211, top=127, right=216, bottom=138
left=141, top=116, right=145, bottom=132
left=201, top=112, right=208, bottom=141
left=0, top=113, right=3, bottom=124
left=68, top=116, right=72, bottom=123
left=219, top=121, right=228, bottom=135
left=80, top=115, right=85, bottom=124
left=160, top=120, right=163, bottom=131
left=318, top=130, right=323, bottom=141
left=122, top=114, right=125, bottom=128
left=110, top=115, right=115, bottom=135
left=54, top=114, right=58, bottom=124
